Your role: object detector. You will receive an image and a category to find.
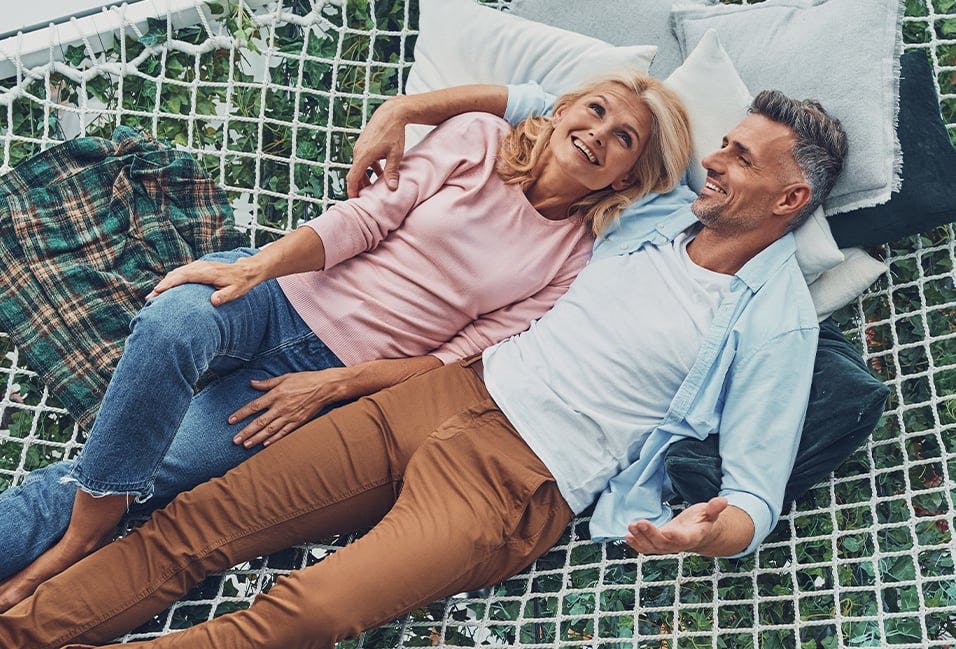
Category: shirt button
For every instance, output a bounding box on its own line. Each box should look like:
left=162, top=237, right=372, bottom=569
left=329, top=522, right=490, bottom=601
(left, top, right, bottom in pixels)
left=619, top=242, right=628, bottom=250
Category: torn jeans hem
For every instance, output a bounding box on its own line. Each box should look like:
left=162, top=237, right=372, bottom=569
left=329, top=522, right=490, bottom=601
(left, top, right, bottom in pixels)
left=57, top=474, right=154, bottom=505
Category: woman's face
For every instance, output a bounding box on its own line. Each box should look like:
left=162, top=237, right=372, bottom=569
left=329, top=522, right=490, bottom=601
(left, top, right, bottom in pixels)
left=547, top=83, right=653, bottom=193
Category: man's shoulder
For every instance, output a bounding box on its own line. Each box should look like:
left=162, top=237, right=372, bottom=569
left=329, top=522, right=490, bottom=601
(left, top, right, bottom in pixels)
left=737, top=254, right=818, bottom=349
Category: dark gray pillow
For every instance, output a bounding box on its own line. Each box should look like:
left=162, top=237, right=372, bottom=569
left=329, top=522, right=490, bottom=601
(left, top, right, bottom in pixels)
left=828, top=51, right=956, bottom=247
left=665, top=318, right=889, bottom=505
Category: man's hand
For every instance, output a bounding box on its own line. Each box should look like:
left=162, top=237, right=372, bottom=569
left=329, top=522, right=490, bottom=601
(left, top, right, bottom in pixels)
left=345, top=97, right=408, bottom=198
left=146, top=258, right=265, bottom=306
left=625, top=497, right=728, bottom=556
left=230, top=368, right=351, bottom=448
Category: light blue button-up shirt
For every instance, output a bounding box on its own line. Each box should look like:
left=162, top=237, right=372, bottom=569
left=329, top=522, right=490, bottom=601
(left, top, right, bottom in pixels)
left=487, top=83, right=820, bottom=557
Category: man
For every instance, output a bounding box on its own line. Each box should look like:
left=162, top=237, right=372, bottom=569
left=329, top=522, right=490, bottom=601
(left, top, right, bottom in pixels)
left=0, top=86, right=847, bottom=649
left=347, top=82, right=852, bottom=553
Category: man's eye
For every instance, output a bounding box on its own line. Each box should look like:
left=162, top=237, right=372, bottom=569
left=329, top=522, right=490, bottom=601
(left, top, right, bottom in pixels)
left=738, top=156, right=751, bottom=166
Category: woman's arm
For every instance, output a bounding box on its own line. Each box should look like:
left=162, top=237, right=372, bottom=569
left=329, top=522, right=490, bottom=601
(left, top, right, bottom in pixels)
left=147, top=227, right=328, bottom=305
left=430, top=234, right=593, bottom=363
left=230, top=355, right=443, bottom=448
left=346, top=84, right=508, bottom=197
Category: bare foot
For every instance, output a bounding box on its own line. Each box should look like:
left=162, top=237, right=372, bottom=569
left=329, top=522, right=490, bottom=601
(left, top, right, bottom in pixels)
left=0, top=490, right=128, bottom=612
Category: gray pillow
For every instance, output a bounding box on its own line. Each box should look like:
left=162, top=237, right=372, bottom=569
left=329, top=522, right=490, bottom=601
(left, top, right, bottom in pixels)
left=671, top=0, right=905, bottom=217
left=509, top=0, right=716, bottom=78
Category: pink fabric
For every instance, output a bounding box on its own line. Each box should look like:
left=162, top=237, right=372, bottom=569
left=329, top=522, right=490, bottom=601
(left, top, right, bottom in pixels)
left=277, top=113, right=593, bottom=365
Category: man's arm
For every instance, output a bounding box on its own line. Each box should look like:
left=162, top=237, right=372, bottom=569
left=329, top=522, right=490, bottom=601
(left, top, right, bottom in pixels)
left=625, top=498, right=755, bottom=557
left=346, top=84, right=508, bottom=197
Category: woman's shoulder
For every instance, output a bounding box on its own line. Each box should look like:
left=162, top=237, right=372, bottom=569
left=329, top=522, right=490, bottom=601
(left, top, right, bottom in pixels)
left=433, top=112, right=511, bottom=145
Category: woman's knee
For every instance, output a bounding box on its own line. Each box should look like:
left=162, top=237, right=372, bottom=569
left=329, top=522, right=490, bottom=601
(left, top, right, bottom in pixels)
left=133, top=283, right=220, bottom=340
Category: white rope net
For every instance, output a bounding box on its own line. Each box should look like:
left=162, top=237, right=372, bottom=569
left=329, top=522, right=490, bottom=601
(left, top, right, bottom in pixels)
left=0, top=0, right=953, bottom=646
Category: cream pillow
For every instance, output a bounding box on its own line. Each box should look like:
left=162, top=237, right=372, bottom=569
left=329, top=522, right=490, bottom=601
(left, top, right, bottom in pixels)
left=664, top=30, right=844, bottom=281
left=809, top=249, right=887, bottom=321
left=404, top=0, right=657, bottom=148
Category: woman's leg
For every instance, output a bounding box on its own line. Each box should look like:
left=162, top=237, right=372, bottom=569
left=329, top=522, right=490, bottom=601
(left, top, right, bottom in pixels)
left=0, top=285, right=341, bottom=603
left=0, top=462, right=76, bottom=581
left=0, top=250, right=320, bottom=607
left=0, top=363, right=503, bottom=649
left=143, top=328, right=345, bottom=509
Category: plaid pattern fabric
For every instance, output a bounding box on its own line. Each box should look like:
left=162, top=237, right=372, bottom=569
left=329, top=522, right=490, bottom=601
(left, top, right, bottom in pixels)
left=0, top=126, right=244, bottom=430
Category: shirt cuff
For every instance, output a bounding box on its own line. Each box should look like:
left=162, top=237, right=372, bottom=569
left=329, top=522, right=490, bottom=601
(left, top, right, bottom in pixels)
left=503, top=82, right=555, bottom=126
left=718, top=489, right=774, bottom=559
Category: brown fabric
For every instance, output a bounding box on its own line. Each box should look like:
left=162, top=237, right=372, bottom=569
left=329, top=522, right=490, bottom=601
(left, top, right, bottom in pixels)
left=0, top=362, right=572, bottom=649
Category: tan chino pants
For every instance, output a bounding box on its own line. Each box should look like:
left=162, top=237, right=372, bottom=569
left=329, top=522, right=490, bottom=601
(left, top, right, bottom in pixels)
left=0, top=360, right=573, bottom=649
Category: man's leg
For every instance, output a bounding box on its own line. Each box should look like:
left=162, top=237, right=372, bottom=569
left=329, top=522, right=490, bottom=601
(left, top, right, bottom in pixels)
left=71, top=386, right=572, bottom=649
left=0, top=363, right=495, bottom=649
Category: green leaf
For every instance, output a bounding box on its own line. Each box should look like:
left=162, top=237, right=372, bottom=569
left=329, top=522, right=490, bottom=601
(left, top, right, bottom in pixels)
left=139, top=17, right=168, bottom=46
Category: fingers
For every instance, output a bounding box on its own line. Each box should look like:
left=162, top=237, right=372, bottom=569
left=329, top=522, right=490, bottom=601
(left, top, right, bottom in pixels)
left=346, top=163, right=372, bottom=198
left=232, top=409, right=278, bottom=447
left=625, top=520, right=674, bottom=555
left=147, top=261, right=225, bottom=300
left=703, top=496, right=729, bottom=521
left=382, top=143, right=404, bottom=189
left=240, top=419, right=300, bottom=448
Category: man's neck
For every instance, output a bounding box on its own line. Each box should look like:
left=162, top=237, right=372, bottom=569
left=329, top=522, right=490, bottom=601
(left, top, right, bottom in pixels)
left=686, top=226, right=783, bottom=276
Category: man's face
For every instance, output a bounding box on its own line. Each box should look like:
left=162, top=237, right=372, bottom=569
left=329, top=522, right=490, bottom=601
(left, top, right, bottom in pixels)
left=547, top=82, right=653, bottom=193
left=691, top=114, right=802, bottom=233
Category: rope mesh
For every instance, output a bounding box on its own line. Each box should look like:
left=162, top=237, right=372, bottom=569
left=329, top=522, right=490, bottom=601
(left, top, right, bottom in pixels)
left=0, top=0, right=953, bottom=646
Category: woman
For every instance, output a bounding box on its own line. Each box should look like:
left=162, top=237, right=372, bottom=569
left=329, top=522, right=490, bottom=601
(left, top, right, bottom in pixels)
left=0, top=71, right=692, bottom=611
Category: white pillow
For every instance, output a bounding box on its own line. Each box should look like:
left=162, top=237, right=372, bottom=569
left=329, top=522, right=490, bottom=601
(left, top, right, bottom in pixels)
left=671, top=0, right=905, bottom=217
left=404, top=0, right=657, bottom=148
left=664, top=30, right=844, bottom=280
left=809, top=248, right=887, bottom=321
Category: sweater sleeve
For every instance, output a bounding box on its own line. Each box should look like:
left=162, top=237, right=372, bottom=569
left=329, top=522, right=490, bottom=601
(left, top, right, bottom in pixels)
left=304, top=114, right=506, bottom=269
left=430, top=232, right=594, bottom=363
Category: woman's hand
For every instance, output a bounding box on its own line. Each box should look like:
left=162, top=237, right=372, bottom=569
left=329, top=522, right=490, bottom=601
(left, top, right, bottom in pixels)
left=230, top=368, right=352, bottom=448
left=146, top=257, right=265, bottom=306
left=345, top=96, right=409, bottom=198
left=625, top=497, right=729, bottom=556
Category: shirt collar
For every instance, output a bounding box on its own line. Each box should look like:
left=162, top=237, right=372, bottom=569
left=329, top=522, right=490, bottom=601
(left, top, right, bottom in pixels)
left=732, top=231, right=798, bottom=292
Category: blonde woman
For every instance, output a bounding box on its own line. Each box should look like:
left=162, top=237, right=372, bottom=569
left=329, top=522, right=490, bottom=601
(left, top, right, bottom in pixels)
left=0, top=71, right=691, bottom=611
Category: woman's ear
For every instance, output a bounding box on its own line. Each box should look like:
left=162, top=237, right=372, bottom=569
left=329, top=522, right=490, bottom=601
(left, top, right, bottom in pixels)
left=551, top=102, right=568, bottom=123
left=610, top=172, right=638, bottom=192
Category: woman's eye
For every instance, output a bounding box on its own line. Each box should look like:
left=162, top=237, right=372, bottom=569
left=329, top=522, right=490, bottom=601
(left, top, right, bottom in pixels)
left=618, top=132, right=632, bottom=147
left=589, top=103, right=605, bottom=116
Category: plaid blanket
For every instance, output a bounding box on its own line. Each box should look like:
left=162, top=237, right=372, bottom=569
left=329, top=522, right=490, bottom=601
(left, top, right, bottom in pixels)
left=0, top=127, right=244, bottom=430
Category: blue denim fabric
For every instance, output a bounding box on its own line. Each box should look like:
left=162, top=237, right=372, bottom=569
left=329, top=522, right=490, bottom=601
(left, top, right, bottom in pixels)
left=0, top=248, right=343, bottom=579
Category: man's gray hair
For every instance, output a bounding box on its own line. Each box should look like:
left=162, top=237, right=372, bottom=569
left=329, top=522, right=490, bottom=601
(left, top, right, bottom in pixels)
left=749, top=90, right=848, bottom=230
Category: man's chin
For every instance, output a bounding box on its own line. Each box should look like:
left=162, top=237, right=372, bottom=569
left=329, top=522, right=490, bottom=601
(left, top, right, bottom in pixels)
left=691, top=197, right=720, bottom=226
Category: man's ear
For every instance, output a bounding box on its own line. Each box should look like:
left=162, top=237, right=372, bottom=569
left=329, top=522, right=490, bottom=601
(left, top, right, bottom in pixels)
left=610, top=171, right=638, bottom=192
left=774, top=182, right=812, bottom=218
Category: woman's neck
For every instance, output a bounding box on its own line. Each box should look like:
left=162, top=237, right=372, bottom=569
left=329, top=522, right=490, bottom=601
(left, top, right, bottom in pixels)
left=524, top=151, right=588, bottom=221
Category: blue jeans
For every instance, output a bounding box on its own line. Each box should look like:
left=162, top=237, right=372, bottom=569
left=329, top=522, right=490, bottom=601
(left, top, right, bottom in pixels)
left=0, top=249, right=343, bottom=580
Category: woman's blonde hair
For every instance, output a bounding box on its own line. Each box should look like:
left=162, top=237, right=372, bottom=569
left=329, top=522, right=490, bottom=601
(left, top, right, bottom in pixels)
left=496, top=71, right=692, bottom=235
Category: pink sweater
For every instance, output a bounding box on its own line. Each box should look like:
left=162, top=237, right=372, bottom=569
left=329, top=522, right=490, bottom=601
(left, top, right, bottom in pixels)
left=277, top=113, right=593, bottom=365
